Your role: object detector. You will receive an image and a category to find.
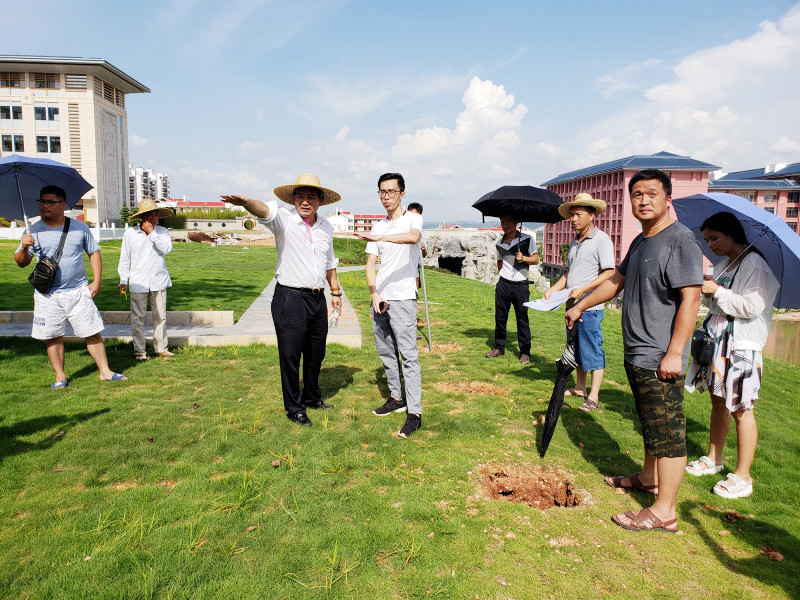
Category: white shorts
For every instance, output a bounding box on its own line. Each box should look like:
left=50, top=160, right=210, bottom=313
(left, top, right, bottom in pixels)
left=32, top=286, right=105, bottom=340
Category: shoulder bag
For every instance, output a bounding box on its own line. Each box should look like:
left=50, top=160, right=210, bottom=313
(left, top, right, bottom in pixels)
left=28, top=219, right=71, bottom=294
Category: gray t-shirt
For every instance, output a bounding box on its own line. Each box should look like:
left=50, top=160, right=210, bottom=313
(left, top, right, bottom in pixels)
left=618, top=221, right=703, bottom=371
left=565, top=227, right=615, bottom=311
left=19, top=218, right=100, bottom=293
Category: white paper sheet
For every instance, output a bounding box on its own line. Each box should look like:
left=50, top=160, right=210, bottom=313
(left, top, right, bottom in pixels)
left=524, top=287, right=573, bottom=311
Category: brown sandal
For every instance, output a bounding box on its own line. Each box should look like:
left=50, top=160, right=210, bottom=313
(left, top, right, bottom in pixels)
left=612, top=507, right=679, bottom=533
left=604, top=474, right=658, bottom=495
left=578, top=398, right=599, bottom=412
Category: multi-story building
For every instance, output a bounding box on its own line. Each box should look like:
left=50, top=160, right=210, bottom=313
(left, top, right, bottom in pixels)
left=129, top=164, right=170, bottom=206
left=0, top=56, right=149, bottom=224
left=541, top=151, right=717, bottom=275
left=354, top=214, right=384, bottom=233
left=325, top=209, right=354, bottom=233
left=709, top=163, right=800, bottom=233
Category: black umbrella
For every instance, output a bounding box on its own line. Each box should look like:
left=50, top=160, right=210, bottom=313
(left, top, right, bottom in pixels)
left=539, top=327, right=579, bottom=458
left=473, top=185, right=563, bottom=224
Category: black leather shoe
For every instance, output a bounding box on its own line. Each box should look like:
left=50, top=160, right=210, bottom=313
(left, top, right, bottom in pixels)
left=305, top=400, right=334, bottom=410
left=287, top=412, right=312, bottom=426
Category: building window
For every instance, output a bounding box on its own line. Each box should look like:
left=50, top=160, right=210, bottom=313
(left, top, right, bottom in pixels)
left=734, top=191, right=757, bottom=203
left=50, top=136, right=61, bottom=153
left=2, top=135, right=25, bottom=152
left=789, top=192, right=799, bottom=203
left=764, top=193, right=777, bottom=203
left=36, top=135, right=61, bottom=154
left=788, top=208, right=798, bottom=219
left=64, top=74, right=87, bottom=90
left=1, top=72, right=24, bottom=88
left=34, top=105, right=59, bottom=121
left=37, top=136, right=49, bottom=153
left=764, top=207, right=775, bottom=214
left=789, top=222, right=797, bottom=233
left=1, top=105, right=23, bottom=120
left=32, top=73, right=60, bottom=89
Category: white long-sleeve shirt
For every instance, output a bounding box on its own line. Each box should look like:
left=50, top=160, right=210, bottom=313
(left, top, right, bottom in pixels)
left=708, top=252, right=780, bottom=352
left=118, top=224, right=173, bottom=293
left=258, top=201, right=338, bottom=289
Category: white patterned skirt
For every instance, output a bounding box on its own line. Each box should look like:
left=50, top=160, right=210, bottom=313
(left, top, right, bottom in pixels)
left=685, top=313, right=762, bottom=412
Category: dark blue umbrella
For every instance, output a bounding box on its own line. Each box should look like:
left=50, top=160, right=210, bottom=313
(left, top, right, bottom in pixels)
left=0, top=154, right=93, bottom=223
left=673, top=192, right=800, bottom=309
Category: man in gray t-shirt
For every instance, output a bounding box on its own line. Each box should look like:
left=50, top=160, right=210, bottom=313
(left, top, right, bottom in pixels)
left=545, top=193, right=614, bottom=412
left=566, top=170, right=702, bottom=534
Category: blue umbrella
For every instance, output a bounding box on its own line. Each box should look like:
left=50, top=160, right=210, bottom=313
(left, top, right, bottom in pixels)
left=0, top=154, right=93, bottom=224
left=673, top=192, right=800, bottom=309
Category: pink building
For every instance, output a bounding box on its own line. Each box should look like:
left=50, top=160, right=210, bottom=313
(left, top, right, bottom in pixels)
left=709, top=162, right=800, bottom=233
left=353, top=214, right=384, bottom=232
left=541, top=151, right=717, bottom=275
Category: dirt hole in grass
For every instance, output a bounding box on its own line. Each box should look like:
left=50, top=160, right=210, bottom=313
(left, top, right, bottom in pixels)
left=479, top=464, right=584, bottom=510
left=435, top=381, right=508, bottom=396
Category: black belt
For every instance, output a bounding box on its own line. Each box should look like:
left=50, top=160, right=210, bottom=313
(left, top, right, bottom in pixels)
left=277, top=283, right=325, bottom=295
left=500, top=277, right=528, bottom=286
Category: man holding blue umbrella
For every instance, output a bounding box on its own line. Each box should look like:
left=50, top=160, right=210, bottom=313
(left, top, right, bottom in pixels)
left=14, top=185, right=128, bottom=389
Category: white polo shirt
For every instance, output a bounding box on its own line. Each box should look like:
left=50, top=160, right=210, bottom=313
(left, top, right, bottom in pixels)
left=259, top=201, right=338, bottom=289
left=365, top=210, right=424, bottom=301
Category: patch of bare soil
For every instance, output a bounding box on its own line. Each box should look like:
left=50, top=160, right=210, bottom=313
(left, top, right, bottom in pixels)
left=435, top=381, right=508, bottom=396
left=422, top=342, right=462, bottom=354
left=478, top=463, right=584, bottom=510
left=187, top=231, right=216, bottom=243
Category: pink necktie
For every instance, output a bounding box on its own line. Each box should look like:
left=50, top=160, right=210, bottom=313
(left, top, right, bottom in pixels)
left=302, top=217, right=313, bottom=245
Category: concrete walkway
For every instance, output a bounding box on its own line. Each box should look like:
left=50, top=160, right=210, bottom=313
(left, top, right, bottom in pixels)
left=0, top=266, right=365, bottom=348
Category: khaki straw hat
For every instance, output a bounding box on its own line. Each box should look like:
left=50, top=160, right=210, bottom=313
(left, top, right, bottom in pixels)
left=558, top=193, right=607, bottom=219
left=273, top=173, right=341, bottom=206
left=130, top=198, right=174, bottom=219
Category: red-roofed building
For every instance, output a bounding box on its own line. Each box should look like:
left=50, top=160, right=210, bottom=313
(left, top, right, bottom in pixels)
left=354, top=214, right=384, bottom=232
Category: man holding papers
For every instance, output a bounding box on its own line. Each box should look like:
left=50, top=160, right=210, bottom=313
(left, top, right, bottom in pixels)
left=544, top=193, right=614, bottom=411
left=486, top=215, right=539, bottom=364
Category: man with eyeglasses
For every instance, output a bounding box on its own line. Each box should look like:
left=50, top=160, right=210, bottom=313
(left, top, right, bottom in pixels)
left=221, top=174, right=342, bottom=427
left=14, top=185, right=128, bottom=388
left=355, top=173, right=424, bottom=438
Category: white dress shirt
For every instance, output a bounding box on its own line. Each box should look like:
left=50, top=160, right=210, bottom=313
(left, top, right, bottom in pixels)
left=259, top=201, right=338, bottom=288
left=118, top=224, right=173, bottom=293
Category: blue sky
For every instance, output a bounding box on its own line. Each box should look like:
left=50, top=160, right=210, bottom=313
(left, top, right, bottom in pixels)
left=4, top=0, right=799, bottom=221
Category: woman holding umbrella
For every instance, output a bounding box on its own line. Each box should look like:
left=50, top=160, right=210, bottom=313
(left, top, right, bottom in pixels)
left=685, top=212, right=780, bottom=499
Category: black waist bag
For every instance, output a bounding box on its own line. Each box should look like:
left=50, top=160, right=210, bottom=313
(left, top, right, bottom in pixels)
left=691, top=327, right=714, bottom=367
left=28, top=219, right=70, bottom=294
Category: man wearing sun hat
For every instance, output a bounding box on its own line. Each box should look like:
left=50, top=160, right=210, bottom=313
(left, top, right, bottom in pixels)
left=118, top=198, right=175, bottom=360
left=222, top=174, right=342, bottom=427
left=544, top=193, right=614, bottom=411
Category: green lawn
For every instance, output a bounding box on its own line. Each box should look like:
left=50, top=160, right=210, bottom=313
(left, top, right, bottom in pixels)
left=0, top=241, right=798, bottom=599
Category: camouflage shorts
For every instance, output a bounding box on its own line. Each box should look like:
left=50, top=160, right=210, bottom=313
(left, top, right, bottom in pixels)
left=624, top=362, right=687, bottom=458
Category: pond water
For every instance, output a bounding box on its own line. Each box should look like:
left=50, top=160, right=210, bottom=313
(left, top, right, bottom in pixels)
left=764, top=319, right=800, bottom=364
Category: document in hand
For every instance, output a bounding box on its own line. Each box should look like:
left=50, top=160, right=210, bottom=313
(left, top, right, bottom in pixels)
left=524, top=288, right=573, bottom=312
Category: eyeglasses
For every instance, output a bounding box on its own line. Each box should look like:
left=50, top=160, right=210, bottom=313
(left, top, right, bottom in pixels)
left=294, top=194, right=320, bottom=202
left=378, top=190, right=401, bottom=198
left=37, top=199, right=64, bottom=206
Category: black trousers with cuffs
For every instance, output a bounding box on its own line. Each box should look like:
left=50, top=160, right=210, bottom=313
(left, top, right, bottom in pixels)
left=271, top=283, right=328, bottom=416
left=493, top=277, right=531, bottom=354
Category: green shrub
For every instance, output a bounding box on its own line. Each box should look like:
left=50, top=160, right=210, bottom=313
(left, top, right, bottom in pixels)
left=161, top=212, right=187, bottom=229
left=180, top=208, right=247, bottom=220
left=0, top=217, right=11, bottom=228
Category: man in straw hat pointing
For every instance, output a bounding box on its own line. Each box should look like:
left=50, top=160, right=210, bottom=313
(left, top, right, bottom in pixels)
left=222, top=174, right=343, bottom=427
left=118, top=198, right=175, bottom=360
left=544, top=193, right=614, bottom=412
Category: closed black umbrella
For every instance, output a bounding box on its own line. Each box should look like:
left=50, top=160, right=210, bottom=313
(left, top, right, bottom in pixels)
left=473, top=185, right=563, bottom=224
left=539, top=328, right=579, bottom=458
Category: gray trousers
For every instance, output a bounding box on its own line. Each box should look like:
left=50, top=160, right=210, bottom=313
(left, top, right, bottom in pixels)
left=130, top=289, right=168, bottom=355
left=371, top=299, right=422, bottom=414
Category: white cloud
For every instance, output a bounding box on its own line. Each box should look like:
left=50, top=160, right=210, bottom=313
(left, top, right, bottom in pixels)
left=130, top=133, right=147, bottom=147
left=393, top=77, right=528, bottom=158
left=255, top=109, right=264, bottom=121
left=567, top=3, right=800, bottom=172
left=770, top=136, right=800, bottom=154
left=595, top=58, right=663, bottom=98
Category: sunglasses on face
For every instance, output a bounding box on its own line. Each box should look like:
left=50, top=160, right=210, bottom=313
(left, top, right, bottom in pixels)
left=37, top=199, right=64, bottom=206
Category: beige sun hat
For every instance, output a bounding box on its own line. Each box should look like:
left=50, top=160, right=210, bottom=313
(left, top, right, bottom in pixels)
left=130, top=198, right=174, bottom=220
left=558, top=192, right=607, bottom=219
left=273, top=173, right=341, bottom=206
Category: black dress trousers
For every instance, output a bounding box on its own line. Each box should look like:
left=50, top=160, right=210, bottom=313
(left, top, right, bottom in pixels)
left=271, top=283, right=328, bottom=416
